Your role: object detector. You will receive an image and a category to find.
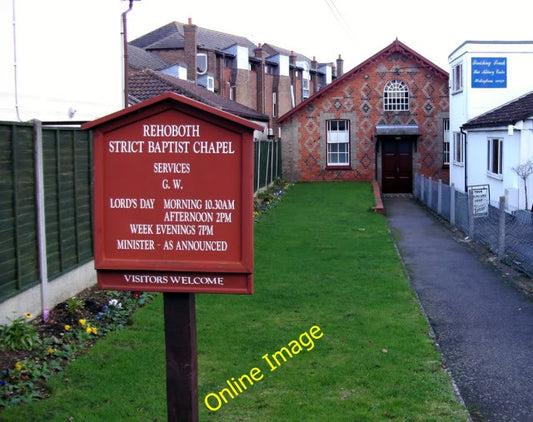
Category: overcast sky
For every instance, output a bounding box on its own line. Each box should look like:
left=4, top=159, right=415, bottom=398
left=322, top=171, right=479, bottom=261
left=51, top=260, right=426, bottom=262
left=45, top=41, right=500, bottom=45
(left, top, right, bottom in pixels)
left=126, top=0, right=533, bottom=72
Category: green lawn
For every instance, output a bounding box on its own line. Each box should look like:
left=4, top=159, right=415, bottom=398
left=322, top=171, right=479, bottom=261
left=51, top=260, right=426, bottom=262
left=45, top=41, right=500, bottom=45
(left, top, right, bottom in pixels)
left=1, top=182, right=469, bottom=421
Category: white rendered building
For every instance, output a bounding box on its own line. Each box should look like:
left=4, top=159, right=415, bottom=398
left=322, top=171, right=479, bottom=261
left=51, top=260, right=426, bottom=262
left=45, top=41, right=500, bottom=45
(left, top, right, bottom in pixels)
left=448, top=41, right=533, bottom=210
left=0, top=0, right=124, bottom=123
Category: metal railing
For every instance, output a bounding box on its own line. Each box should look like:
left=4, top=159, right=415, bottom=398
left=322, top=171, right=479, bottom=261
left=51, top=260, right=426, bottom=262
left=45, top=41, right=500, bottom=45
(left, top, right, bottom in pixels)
left=415, top=173, right=533, bottom=277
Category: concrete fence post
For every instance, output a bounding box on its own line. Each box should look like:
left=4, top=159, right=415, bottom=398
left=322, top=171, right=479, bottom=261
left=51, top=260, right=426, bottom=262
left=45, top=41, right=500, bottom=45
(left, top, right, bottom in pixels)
left=450, top=183, right=456, bottom=225
left=468, top=192, right=475, bottom=239
left=428, top=177, right=433, bottom=208
left=437, top=179, right=442, bottom=215
left=498, top=196, right=506, bottom=259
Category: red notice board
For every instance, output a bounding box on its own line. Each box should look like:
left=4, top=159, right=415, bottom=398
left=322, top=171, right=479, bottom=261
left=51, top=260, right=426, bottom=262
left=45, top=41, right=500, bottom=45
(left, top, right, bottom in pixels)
left=82, top=93, right=260, bottom=294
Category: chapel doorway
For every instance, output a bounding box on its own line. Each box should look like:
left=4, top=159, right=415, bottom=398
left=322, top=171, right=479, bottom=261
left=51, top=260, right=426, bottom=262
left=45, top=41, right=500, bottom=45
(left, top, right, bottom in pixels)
left=381, top=137, right=413, bottom=193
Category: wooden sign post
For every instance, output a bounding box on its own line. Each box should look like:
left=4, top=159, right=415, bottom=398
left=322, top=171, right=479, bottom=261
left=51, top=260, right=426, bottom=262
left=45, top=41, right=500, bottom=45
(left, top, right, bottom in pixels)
left=83, top=93, right=259, bottom=420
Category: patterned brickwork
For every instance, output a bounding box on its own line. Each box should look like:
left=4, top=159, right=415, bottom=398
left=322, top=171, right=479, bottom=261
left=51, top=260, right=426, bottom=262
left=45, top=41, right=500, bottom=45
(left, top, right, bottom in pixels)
left=280, top=41, right=450, bottom=185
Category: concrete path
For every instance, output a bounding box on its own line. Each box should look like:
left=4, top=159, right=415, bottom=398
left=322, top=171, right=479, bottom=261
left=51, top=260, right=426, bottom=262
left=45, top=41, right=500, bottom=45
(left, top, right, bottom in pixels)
left=384, top=197, right=533, bottom=422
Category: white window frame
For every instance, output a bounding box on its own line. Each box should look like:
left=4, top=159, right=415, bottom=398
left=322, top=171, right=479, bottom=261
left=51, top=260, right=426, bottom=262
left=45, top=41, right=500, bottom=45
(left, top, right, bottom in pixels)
left=327, top=120, right=350, bottom=166
left=453, top=132, right=464, bottom=165
left=272, top=92, right=277, bottom=117
left=451, top=63, right=463, bottom=93
left=443, top=118, right=450, bottom=165
left=302, top=76, right=310, bottom=100
left=206, top=76, right=214, bottom=92
left=487, top=137, right=503, bottom=178
left=383, top=80, right=409, bottom=111
left=197, top=53, right=208, bottom=75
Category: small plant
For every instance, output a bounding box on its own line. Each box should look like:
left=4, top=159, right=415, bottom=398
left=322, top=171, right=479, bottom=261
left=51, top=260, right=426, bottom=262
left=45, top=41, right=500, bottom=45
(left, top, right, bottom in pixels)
left=66, top=297, right=85, bottom=314
left=512, top=159, right=533, bottom=210
left=254, top=179, right=293, bottom=221
left=0, top=315, right=40, bottom=351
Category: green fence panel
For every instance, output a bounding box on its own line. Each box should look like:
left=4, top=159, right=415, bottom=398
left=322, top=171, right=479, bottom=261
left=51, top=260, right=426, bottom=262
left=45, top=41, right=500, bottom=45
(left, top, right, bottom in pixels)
left=0, top=123, right=39, bottom=300
left=253, top=139, right=281, bottom=193
left=0, top=122, right=93, bottom=302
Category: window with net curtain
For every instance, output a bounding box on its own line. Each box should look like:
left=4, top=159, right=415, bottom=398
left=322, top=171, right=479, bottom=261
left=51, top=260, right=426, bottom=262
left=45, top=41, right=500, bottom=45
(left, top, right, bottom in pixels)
left=383, top=80, right=409, bottom=111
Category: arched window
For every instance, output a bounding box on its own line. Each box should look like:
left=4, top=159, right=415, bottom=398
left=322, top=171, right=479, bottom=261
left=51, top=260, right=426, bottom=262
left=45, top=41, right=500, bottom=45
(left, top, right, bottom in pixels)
left=197, top=53, right=208, bottom=75
left=383, top=80, right=409, bottom=111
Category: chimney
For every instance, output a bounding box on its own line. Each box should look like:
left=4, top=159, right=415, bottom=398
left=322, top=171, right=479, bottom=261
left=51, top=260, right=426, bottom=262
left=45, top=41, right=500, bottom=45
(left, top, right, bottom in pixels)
left=336, top=54, right=344, bottom=77
left=184, top=18, right=197, bottom=83
left=254, top=43, right=264, bottom=59
left=254, top=43, right=266, bottom=113
left=311, top=56, right=318, bottom=71
left=289, top=50, right=296, bottom=66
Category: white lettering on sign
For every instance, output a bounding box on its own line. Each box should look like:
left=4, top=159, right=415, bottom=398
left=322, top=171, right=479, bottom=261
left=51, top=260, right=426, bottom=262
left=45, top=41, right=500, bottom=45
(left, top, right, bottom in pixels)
left=204, top=199, right=235, bottom=210
left=110, top=198, right=137, bottom=208
left=142, top=124, right=200, bottom=138
left=108, top=140, right=144, bottom=153
left=163, top=211, right=214, bottom=223
left=163, top=198, right=203, bottom=209
left=170, top=276, right=224, bottom=285
left=147, top=141, right=190, bottom=154
left=124, top=274, right=169, bottom=284
left=116, top=239, right=155, bottom=250
left=153, top=162, right=191, bottom=174
left=193, top=141, right=235, bottom=154
left=105, top=122, right=240, bottom=269
left=130, top=224, right=153, bottom=234
left=156, top=224, right=196, bottom=235
left=174, top=240, right=228, bottom=251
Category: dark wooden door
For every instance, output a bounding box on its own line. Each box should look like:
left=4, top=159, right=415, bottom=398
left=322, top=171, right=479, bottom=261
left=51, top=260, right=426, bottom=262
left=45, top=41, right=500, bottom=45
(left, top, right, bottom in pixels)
left=382, top=138, right=413, bottom=193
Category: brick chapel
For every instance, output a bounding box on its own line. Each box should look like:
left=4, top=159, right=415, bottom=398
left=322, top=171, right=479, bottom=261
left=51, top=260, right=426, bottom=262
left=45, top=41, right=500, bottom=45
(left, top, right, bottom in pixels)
left=278, top=39, right=450, bottom=193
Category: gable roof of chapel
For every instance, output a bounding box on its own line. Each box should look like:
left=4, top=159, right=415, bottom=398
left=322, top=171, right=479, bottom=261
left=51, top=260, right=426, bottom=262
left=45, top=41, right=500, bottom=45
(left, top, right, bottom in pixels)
left=278, top=39, right=448, bottom=123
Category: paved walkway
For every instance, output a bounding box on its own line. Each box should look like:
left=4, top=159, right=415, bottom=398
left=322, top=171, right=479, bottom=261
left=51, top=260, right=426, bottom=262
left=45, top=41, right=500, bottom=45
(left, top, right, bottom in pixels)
left=384, top=197, right=533, bottom=422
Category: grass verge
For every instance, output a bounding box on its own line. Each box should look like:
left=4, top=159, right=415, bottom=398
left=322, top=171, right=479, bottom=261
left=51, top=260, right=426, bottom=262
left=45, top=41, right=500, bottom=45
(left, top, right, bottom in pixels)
left=1, top=182, right=469, bottom=421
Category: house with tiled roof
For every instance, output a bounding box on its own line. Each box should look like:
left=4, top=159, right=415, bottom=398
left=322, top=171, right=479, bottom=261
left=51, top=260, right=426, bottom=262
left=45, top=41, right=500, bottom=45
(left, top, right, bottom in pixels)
left=128, top=19, right=339, bottom=134
left=277, top=39, right=449, bottom=193
left=448, top=41, right=533, bottom=210
left=129, top=69, right=269, bottom=125
left=460, top=90, right=533, bottom=211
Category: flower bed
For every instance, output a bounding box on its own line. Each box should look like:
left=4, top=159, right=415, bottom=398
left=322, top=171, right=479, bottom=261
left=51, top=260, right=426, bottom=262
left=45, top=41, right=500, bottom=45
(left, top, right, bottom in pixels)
left=0, top=288, right=155, bottom=408
left=254, top=178, right=292, bottom=222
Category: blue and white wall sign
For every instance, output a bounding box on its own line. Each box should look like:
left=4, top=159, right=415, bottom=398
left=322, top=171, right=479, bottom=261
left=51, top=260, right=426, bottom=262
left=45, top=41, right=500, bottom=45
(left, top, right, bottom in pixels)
left=471, top=57, right=507, bottom=88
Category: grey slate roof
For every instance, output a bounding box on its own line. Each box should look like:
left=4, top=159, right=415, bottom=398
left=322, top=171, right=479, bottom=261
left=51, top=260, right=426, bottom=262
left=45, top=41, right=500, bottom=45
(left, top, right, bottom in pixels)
left=128, top=44, right=168, bottom=71
left=128, top=70, right=269, bottom=122
left=262, top=43, right=312, bottom=63
left=130, top=21, right=257, bottom=56
left=463, top=90, right=533, bottom=129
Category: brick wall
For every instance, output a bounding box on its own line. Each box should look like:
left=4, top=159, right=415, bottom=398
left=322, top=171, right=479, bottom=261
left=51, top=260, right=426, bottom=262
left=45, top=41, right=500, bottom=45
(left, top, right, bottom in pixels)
left=281, top=50, right=449, bottom=185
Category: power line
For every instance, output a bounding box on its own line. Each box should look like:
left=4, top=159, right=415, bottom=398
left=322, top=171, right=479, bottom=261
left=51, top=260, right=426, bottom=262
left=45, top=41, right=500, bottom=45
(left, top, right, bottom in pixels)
left=323, top=0, right=354, bottom=42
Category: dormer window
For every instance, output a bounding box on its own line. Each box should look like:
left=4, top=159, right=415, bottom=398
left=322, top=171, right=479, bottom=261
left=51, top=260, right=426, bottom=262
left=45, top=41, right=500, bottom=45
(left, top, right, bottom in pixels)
left=197, top=53, right=208, bottom=75
left=383, top=80, right=409, bottom=111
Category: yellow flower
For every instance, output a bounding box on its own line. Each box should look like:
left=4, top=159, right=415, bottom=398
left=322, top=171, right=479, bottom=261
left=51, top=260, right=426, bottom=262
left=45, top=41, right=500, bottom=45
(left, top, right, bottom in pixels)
left=24, top=312, right=33, bottom=319
left=14, top=363, right=22, bottom=371
left=64, top=324, right=71, bottom=331
left=47, top=348, right=55, bottom=354
left=90, top=327, right=98, bottom=335
left=86, top=326, right=92, bottom=333
left=79, top=319, right=86, bottom=326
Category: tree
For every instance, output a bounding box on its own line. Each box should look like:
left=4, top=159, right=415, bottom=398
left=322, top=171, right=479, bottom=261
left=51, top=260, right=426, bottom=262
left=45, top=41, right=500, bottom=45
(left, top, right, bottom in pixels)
left=512, top=160, right=533, bottom=210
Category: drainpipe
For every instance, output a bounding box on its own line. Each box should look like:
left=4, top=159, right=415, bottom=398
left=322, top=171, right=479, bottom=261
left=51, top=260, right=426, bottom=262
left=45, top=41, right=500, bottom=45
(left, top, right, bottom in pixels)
left=12, top=0, right=22, bottom=121
left=121, top=0, right=136, bottom=108
left=461, top=127, right=468, bottom=192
